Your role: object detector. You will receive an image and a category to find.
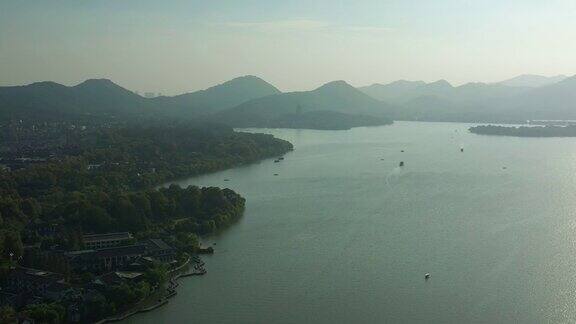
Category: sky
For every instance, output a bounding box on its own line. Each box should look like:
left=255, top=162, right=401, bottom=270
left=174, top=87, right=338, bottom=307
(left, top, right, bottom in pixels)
left=1, top=0, right=576, bottom=95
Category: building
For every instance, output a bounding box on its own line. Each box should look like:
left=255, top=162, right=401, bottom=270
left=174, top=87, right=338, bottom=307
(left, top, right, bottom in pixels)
left=27, top=222, right=61, bottom=238
left=143, top=239, right=177, bottom=264
left=44, top=282, right=78, bottom=302
left=83, top=232, right=133, bottom=249
left=2, top=267, right=66, bottom=299
left=86, top=163, right=102, bottom=171
left=93, top=271, right=144, bottom=287
left=97, top=245, right=145, bottom=271
left=66, top=244, right=146, bottom=273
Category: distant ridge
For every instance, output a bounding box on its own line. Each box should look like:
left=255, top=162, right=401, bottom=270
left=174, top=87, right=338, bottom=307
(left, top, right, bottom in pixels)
left=497, top=74, right=567, bottom=88
left=358, top=74, right=576, bottom=122
left=358, top=80, right=454, bottom=104
left=3, top=73, right=576, bottom=126
left=504, top=75, right=576, bottom=120
left=150, top=75, right=281, bottom=115
left=214, top=80, right=394, bottom=129
left=0, top=76, right=281, bottom=120
left=0, top=79, right=146, bottom=119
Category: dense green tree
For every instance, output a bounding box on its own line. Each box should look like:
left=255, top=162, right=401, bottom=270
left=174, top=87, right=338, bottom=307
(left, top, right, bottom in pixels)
left=0, top=124, right=290, bottom=283
left=106, top=283, right=138, bottom=309
left=21, top=198, right=41, bottom=219
left=81, top=206, right=113, bottom=233
left=111, top=197, right=147, bottom=232
left=0, top=306, right=17, bottom=324
left=144, top=264, right=168, bottom=287
left=2, top=231, right=23, bottom=260
left=132, top=281, right=151, bottom=301
left=130, top=193, right=152, bottom=219
left=147, top=190, right=170, bottom=221
left=175, top=232, right=199, bottom=253
left=83, top=292, right=112, bottom=319
left=23, top=303, right=65, bottom=324
left=0, top=197, right=25, bottom=225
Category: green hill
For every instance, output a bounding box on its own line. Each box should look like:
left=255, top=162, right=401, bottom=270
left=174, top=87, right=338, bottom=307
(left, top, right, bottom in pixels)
left=0, top=76, right=281, bottom=121
left=215, top=80, right=393, bottom=129
left=150, top=75, right=281, bottom=116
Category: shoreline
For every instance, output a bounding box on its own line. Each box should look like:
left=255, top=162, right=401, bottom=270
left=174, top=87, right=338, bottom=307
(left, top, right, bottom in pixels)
left=95, top=145, right=292, bottom=323
left=94, top=254, right=205, bottom=324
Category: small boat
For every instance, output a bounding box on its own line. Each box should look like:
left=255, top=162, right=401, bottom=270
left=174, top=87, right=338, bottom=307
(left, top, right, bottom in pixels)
left=279, top=157, right=285, bottom=160
left=223, top=179, right=230, bottom=181
left=399, top=161, right=404, bottom=167
left=425, top=273, right=431, bottom=280
left=401, top=150, right=404, bottom=152
left=274, top=159, right=280, bottom=163
left=274, top=173, right=279, bottom=176
left=460, top=148, right=464, bottom=152
left=198, top=246, right=214, bottom=254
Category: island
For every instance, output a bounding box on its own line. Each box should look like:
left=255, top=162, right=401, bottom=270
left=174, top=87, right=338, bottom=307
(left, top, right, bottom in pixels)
left=469, top=124, right=576, bottom=137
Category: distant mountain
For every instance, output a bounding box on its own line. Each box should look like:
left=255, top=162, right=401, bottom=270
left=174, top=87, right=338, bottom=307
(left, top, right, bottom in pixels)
left=0, top=79, right=147, bottom=119
left=0, top=76, right=281, bottom=121
left=358, top=80, right=426, bottom=103
left=498, top=74, right=567, bottom=88
left=358, top=79, right=529, bottom=104
left=503, top=75, right=576, bottom=120
left=214, top=80, right=394, bottom=129
left=151, top=75, right=281, bottom=116
left=360, top=75, right=576, bottom=123
left=358, top=80, right=452, bottom=104
left=359, top=79, right=533, bottom=122
left=5, top=74, right=575, bottom=126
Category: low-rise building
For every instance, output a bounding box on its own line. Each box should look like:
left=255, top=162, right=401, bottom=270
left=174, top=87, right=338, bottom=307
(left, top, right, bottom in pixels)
left=3, top=268, right=65, bottom=297
left=143, top=238, right=177, bottom=264
left=44, top=282, right=78, bottom=302
left=66, top=244, right=146, bottom=273
left=27, top=222, right=62, bottom=238
left=83, top=232, right=133, bottom=249
left=93, top=271, right=144, bottom=287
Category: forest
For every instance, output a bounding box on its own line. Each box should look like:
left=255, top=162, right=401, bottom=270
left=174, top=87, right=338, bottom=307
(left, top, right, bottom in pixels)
left=0, top=123, right=292, bottom=275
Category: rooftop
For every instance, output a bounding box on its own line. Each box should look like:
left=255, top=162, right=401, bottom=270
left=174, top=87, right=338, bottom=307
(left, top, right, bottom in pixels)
left=94, top=271, right=144, bottom=286
left=115, top=271, right=144, bottom=280
left=144, top=238, right=173, bottom=251
left=10, top=267, right=65, bottom=284
left=45, top=282, right=73, bottom=293
left=95, top=244, right=146, bottom=258
left=66, top=244, right=146, bottom=258
left=83, top=232, right=133, bottom=243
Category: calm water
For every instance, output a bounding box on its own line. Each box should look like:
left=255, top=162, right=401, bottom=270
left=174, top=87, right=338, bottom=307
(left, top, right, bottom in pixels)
left=127, top=121, right=576, bottom=324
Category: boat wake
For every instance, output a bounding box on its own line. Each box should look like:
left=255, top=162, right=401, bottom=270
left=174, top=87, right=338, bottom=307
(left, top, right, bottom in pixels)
left=385, top=166, right=403, bottom=186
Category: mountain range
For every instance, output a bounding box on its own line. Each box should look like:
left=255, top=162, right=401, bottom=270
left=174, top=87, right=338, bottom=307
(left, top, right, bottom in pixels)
left=0, top=73, right=575, bottom=128
left=0, top=76, right=279, bottom=121
left=358, top=75, right=576, bottom=122
left=215, top=80, right=393, bottom=129
left=0, top=79, right=146, bottom=119
left=497, top=74, right=567, bottom=88
left=149, top=76, right=281, bottom=117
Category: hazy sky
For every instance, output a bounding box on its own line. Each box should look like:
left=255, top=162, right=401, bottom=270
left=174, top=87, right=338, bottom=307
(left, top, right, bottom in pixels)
left=1, top=0, right=576, bottom=94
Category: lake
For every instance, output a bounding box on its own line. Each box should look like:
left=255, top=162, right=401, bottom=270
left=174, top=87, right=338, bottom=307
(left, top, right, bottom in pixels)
left=126, top=121, right=576, bottom=323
